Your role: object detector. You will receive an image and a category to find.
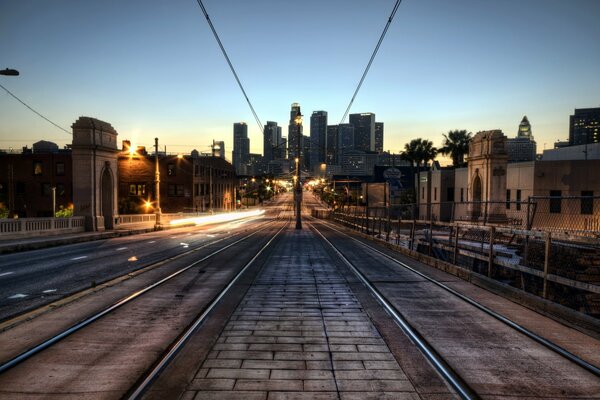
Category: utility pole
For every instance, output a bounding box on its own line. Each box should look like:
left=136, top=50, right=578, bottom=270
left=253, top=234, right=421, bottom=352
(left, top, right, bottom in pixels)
left=154, top=138, right=162, bottom=229
left=295, top=111, right=303, bottom=229
left=209, top=165, right=213, bottom=213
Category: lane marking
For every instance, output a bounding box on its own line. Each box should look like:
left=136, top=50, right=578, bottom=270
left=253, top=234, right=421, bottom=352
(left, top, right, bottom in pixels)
left=128, top=256, right=138, bottom=262
left=148, top=241, right=156, bottom=244
left=42, top=289, right=57, bottom=294
left=71, top=256, right=88, bottom=261
left=8, top=294, right=27, bottom=299
left=116, top=247, right=127, bottom=251
left=0, top=272, right=14, bottom=277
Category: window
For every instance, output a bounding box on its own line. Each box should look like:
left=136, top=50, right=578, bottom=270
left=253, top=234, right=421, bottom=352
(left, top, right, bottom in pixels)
left=129, top=184, right=146, bottom=196
left=168, top=184, right=184, bottom=197
left=549, top=190, right=561, bottom=214
left=506, top=189, right=511, bottom=209
left=16, top=182, right=25, bottom=194
left=55, top=162, right=65, bottom=176
left=167, top=164, right=176, bottom=176
left=0, top=182, right=6, bottom=195
left=194, top=165, right=199, bottom=176
left=460, top=188, right=464, bottom=203
left=581, top=191, right=593, bottom=215
left=42, top=183, right=52, bottom=197
left=422, top=186, right=425, bottom=200
left=56, top=183, right=66, bottom=196
left=194, top=184, right=199, bottom=196
left=434, top=187, right=437, bottom=201
left=447, top=187, right=454, bottom=202
left=33, top=161, right=43, bottom=176
left=516, top=190, right=522, bottom=211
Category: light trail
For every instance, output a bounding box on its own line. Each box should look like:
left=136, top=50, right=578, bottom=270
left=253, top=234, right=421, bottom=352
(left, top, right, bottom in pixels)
left=169, top=209, right=265, bottom=227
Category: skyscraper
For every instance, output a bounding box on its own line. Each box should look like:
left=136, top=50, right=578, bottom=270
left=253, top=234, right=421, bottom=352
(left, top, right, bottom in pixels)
left=337, top=123, right=355, bottom=164
left=288, top=103, right=303, bottom=162
left=507, top=116, right=536, bottom=162
left=232, top=122, right=249, bottom=175
left=349, top=113, right=375, bottom=152
left=375, top=122, right=384, bottom=153
left=326, top=125, right=338, bottom=165
left=569, top=107, right=600, bottom=146
left=263, top=121, right=283, bottom=163
left=309, top=111, right=328, bottom=171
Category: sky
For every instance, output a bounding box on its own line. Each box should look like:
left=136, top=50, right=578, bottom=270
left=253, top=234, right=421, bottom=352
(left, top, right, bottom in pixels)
left=1, top=0, right=600, bottom=163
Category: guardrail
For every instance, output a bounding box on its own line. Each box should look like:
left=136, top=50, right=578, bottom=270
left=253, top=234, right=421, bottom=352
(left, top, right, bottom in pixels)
left=331, top=210, right=600, bottom=319
left=0, top=217, right=86, bottom=238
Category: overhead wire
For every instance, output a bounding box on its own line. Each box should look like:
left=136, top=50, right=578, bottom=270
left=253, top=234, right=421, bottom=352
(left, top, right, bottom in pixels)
left=0, top=83, right=72, bottom=135
left=339, top=0, right=402, bottom=124
left=194, top=0, right=264, bottom=134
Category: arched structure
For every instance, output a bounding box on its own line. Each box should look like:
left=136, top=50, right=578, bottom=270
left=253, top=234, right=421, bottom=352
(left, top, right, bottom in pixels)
left=71, top=117, right=119, bottom=231
left=467, top=130, right=508, bottom=222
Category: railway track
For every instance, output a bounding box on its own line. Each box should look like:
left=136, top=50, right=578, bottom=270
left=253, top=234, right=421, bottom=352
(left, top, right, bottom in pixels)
left=309, top=217, right=600, bottom=399
left=0, top=215, right=289, bottom=398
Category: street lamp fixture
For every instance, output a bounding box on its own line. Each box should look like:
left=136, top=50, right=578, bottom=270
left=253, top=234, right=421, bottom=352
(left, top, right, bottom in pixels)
left=0, top=68, right=19, bottom=76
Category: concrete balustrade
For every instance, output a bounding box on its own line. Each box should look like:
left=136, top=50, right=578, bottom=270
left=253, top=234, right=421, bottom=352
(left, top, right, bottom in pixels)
left=0, top=217, right=86, bottom=239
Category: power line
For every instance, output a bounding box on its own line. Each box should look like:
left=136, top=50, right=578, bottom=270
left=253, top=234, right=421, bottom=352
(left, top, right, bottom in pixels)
left=0, top=83, right=72, bottom=135
left=339, top=0, right=402, bottom=124
left=194, top=0, right=263, bottom=134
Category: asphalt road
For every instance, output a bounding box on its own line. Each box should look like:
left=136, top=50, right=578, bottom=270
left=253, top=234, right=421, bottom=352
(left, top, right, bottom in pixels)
left=0, top=209, right=274, bottom=321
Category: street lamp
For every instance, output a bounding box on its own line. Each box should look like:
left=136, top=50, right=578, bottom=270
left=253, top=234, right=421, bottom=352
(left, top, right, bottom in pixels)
left=294, top=111, right=303, bottom=229
left=154, top=138, right=162, bottom=229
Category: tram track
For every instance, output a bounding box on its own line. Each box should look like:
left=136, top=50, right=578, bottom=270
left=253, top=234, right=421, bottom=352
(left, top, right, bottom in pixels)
left=308, top=218, right=600, bottom=399
left=0, top=218, right=288, bottom=398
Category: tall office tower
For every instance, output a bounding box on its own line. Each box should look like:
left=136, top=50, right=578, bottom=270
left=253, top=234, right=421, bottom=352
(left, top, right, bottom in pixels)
left=212, top=140, right=225, bottom=159
left=375, top=122, right=384, bottom=153
left=349, top=112, right=375, bottom=152
left=232, top=122, right=249, bottom=174
left=507, top=116, right=536, bottom=162
left=288, top=103, right=303, bottom=162
left=309, top=111, right=328, bottom=171
left=326, top=125, right=338, bottom=164
left=276, top=134, right=286, bottom=160
left=263, top=121, right=281, bottom=163
left=337, top=123, right=355, bottom=164
left=569, top=107, right=600, bottom=146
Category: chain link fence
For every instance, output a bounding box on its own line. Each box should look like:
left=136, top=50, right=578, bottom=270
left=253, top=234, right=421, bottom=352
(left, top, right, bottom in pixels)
left=332, top=200, right=600, bottom=318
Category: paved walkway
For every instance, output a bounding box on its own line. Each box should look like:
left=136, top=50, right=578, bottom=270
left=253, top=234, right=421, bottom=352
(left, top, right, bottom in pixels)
left=183, top=228, right=420, bottom=400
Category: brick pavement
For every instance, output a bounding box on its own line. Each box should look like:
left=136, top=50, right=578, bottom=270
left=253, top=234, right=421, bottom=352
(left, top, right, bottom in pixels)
left=182, top=228, right=422, bottom=400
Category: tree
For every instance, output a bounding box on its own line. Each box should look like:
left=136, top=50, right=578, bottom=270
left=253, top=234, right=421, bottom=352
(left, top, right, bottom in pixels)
left=439, top=130, right=472, bottom=168
left=401, top=139, right=438, bottom=213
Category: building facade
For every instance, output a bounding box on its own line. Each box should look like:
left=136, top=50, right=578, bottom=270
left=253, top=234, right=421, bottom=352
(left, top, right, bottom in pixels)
left=287, top=103, right=303, bottom=162
left=569, top=107, right=600, bottom=146
left=375, top=122, right=384, bottom=153
left=232, top=122, right=249, bottom=175
left=507, top=116, right=536, bottom=162
left=349, top=113, right=375, bottom=152
left=309, top=110, right=328, bottom=172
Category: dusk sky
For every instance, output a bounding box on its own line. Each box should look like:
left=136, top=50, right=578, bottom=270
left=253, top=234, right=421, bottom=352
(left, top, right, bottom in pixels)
left=1, top=0, right=599, bottom=162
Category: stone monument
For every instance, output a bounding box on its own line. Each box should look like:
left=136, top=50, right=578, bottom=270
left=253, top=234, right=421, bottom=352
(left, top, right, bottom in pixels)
left=467, top=130, right=508, bottom=222
left=71, top=117, right=119, bottom=231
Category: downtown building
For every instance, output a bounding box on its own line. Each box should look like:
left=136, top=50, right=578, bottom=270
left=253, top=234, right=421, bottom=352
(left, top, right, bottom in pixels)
left=232, top=122, right=250, bottom=175
left=507, top=115, right=536, bottom=162
left=309, top=111, right=328, bottom=172
left=569, top=107, right=600, bottom=146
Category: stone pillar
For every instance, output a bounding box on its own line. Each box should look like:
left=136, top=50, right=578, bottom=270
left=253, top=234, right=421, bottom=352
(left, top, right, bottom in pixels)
left=467, top=130, right=508, bottom=222
left=71, top=117, right=119, bottom=231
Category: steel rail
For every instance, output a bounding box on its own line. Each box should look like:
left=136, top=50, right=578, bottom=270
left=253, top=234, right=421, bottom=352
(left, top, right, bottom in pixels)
left=0, top=220, right=276, bottom=375
left=309, top=222, right=479, bottom=399
left=127, top=221, right=289, bottom=399
left=319, top=219, right=600, bottom=378
left=0, top=217, right=272, bottom=331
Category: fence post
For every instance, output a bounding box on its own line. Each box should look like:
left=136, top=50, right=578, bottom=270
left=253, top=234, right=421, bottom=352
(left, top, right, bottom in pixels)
left=543, top=232, right=552, bottom=299
left=428, top=220, right=433, bottom=256
left=410, top=220, right=416, bottom=251
left=453, top=224, right=460, bottom=265
left=386, top=209, right=391, bottom=242
left=396, top=217, right=401, bottom=245
left=488, top=226, right=495, bottom=278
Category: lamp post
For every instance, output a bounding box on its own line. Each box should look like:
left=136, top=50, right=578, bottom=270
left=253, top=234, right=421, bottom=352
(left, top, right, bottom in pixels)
left=0, top=68, right=19, bottom=76
left=1, top=69, right=18, bottom=217
left=154, top=138, right=162, bottom=229
left=294, top=111, right=303, bottom=229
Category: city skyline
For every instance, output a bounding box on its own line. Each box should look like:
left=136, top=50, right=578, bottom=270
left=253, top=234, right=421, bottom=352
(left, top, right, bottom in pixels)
left=1, top=0, right=600, bottom=161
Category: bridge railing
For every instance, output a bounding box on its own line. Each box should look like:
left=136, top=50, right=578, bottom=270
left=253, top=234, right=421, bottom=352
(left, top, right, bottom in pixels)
left=330, top=208, right=600, bottom=319
left=0, top=217, right=86, bottom=239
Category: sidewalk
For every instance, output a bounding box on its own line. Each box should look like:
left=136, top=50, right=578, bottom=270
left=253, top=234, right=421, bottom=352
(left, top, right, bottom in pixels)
left=0, top=225, right=160, bottom=255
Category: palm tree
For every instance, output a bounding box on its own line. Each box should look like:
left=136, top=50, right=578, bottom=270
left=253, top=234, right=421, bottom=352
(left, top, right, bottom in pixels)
left=401, top=139, right=437, bottom=217
left=439, top=130, right=472, bottom=168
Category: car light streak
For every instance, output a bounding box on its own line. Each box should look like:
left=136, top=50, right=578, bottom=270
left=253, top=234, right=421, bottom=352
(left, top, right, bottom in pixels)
left=169, top=209, right=265, bottom=227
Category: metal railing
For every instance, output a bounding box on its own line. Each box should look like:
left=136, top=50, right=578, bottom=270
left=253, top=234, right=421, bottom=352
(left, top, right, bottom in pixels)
left=331, top=208, right=600, bottom=318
